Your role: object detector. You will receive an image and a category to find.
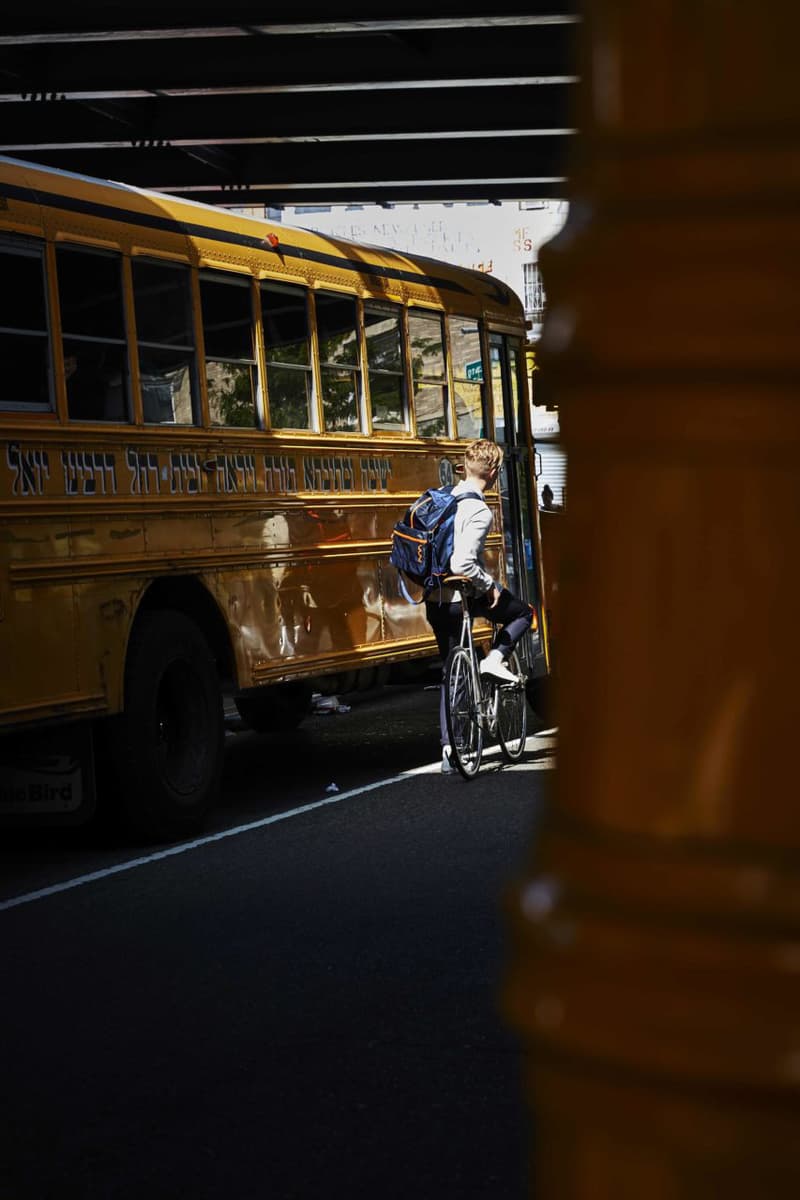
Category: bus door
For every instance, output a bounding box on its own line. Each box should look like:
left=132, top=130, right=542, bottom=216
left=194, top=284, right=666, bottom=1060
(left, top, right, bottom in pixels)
left=489, top=333, right=547, bottom=675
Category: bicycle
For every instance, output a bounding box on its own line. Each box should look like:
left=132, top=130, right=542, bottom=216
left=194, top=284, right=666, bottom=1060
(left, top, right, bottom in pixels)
left=441, top=575, right=528, bottom=779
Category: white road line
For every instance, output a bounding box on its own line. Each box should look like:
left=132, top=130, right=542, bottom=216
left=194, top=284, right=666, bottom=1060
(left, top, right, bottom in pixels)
left=0, top=741, right=555, bottom=914
left=506, top=759, right=557, bottom=771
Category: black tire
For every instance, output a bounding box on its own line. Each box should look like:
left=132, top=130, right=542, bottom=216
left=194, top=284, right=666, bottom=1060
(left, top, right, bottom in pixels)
left=444, top=646, right=483, bottom=780
left=105, top=610, right=224, bottom=840
left=496, top=651, right=528, bottom=762
left=235, top=681, right=313, bottom=733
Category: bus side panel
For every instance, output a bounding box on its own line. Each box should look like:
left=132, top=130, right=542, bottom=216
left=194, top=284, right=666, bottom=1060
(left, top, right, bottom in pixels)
left=71, top=576, right=142, bottom=715
left=215, top=555, right=385, bottom=686
left=1, top=582, right=79, bottom=719
left=0, top=510, right=81, bottom=722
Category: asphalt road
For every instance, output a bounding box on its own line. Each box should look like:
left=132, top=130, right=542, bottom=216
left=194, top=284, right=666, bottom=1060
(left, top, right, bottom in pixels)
left=1, top=684, right=556, bottom=1200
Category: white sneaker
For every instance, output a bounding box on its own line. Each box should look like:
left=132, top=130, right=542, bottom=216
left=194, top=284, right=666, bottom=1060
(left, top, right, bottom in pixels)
left=480, top=649, right=519, bottom=686
left=441, top=745, right=455, bottom=775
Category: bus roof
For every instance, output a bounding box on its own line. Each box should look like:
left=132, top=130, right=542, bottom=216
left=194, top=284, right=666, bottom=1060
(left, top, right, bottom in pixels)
left=0, top=154, right=524, bottom=324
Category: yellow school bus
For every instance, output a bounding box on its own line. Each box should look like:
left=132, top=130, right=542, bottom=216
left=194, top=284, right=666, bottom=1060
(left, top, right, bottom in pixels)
left=0, top=155, right=548, bottom=837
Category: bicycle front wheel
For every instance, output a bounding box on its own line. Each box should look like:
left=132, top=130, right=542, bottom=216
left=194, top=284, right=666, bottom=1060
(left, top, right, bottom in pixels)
left=496, top=651, right=528, bottom=762
left=444, top=646, right=483, bottom=779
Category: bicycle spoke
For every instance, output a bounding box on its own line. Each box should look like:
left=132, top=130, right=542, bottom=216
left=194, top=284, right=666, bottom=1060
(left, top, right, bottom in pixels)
left=444, top=647, right=483, bottom=779
left=496, top=651, right=528, bottom=762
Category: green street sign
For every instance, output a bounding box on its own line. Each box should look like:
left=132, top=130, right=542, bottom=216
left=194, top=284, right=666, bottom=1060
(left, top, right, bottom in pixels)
left=465, top=359, right=483, bottom=382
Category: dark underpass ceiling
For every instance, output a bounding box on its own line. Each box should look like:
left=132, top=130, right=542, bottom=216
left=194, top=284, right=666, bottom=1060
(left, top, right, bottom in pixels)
left=0, top=4, right=579, bottom=208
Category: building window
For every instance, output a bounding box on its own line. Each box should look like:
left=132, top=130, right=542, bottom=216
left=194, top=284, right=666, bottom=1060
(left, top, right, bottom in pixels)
left=523, top=261, right=546, bottom=327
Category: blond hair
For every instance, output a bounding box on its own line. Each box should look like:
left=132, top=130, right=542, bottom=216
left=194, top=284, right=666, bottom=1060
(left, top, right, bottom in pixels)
left=464, top=438, right=503, bottom=480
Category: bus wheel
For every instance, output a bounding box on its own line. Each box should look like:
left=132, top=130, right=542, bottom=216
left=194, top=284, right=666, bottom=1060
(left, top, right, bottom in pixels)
left=108, top=610, right=224, bottom=840
left=234, top=681, right=312, bottom=733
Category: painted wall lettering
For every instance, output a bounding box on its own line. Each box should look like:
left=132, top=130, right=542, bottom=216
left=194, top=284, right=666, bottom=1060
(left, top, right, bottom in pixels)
left=303, top=455, right=356, bottom=492
left=5, top=442, right=397, bottom=501
left=126, top=449, right=161, bottom=495
left=169, top=451, right=202, bottom=495
left=212, top=453, right=257, bottom=494
left=6, top=443, right=50, bottom=496
left=264, top=454, right=298, bottom=494
left=62, top=450, right=117, bottom=496
left=359, top=456, right=392, bottom=492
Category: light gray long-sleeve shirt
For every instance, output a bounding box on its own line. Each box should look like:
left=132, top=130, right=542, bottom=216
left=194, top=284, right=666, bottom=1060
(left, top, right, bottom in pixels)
left=448, top=479, right=496, bottom=597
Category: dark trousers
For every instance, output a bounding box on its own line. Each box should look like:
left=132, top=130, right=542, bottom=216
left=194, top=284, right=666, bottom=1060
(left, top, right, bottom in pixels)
left=425, top=588, right=533, bottom=745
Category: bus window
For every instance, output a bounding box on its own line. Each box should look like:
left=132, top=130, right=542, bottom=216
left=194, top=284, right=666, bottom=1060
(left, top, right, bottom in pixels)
left=508, top=342, right=523, bottom=443
left=364, top=301, right=407, bottom=431
left=0, top=237, right=52, bottom=412
left=57, top=246, right=129, bottom=423
left=490, top=337, right=524, bottom=447
left=409, top=309, right=448, bottom=438
left=448, top=316, right=485, bottom=439
left=261, top=282, right=314, bottom=430
left=315, top=291, right=361, bottom=433
left=490, top=342, right=505, bottom=444
left=132, top=259, right=198, bottom=425
left=200, top=272, right=259, bottom=428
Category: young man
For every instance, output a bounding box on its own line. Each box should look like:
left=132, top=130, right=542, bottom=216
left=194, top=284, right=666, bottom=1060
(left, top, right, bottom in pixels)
left=425, top=438, right=533, bottom=773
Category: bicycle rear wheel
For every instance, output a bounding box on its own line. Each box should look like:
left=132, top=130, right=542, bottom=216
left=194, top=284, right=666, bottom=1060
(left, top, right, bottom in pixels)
left=444, top=646, right=483, bottom=779
left=496, top=651, right=528, bottom=762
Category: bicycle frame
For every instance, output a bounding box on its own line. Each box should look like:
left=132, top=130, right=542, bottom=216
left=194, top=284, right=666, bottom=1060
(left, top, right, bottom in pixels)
left=452, top=593, right=498, bottom=735
left=442, top=574, right=529, bottom=779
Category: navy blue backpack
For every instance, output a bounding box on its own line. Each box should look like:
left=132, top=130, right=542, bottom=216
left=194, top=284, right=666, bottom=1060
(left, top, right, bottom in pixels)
left=389, top=485, right=480, bottom=603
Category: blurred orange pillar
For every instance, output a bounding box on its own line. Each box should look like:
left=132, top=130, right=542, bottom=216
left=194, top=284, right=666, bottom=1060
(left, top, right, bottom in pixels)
left=504, top=2, right=800, bottom=1193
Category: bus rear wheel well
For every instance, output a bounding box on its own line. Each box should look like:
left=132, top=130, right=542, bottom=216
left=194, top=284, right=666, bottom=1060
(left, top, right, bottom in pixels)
left=134, top=576, right=236, bottom=688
